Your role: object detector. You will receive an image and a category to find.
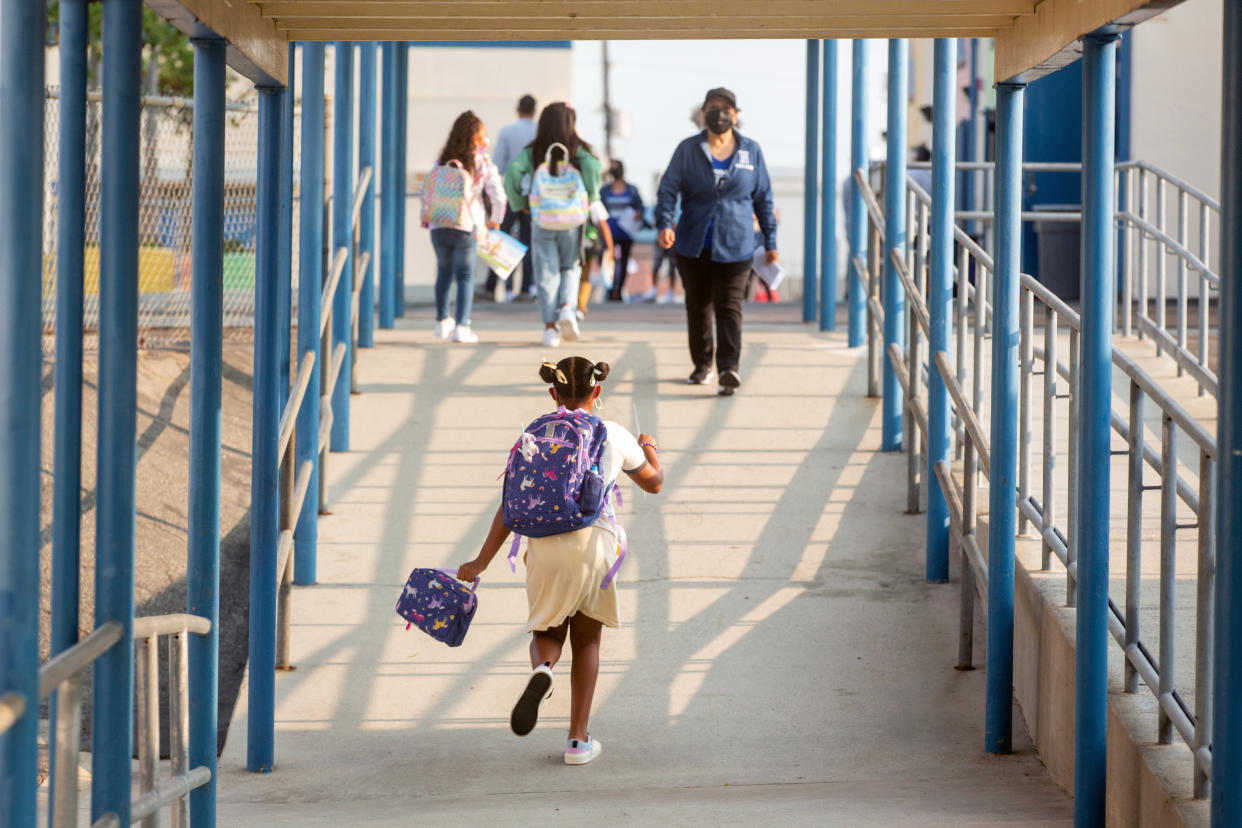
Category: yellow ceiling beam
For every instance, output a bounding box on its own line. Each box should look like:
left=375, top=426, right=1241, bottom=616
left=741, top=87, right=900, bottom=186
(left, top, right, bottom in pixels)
left=256, top=0, right=1038, bottom=18
left=148, top=0, right=287, bottom=86
left=275, top=15, right=1018, bottom=33
left=282, top=27, right=1004, bottom=41
left=995, top=0, right=1182, bottom=81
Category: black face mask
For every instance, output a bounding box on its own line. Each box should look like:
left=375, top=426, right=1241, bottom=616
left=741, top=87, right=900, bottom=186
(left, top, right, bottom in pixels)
left=704, top=108, right=734, bottom=135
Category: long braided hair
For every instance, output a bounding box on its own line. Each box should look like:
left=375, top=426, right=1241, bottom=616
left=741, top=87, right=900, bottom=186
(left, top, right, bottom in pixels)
left=539, top=356, right=610, bottom=406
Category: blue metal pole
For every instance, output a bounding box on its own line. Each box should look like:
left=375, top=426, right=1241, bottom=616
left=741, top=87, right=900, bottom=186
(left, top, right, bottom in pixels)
left=0, top=1, right=45, bottom=822
left=1074, top=33, right=1117, bottom=825
left=803, top=39, right=820, bottom=324
left=248, top=85, right=285, bottom=774
left=331, top=43, right=354, bottom=450
left=395, top=44, right=409, bottom=318
left=881, top=38, right=908, bottom=452
left=926, top=38, right=956, bottom=584
left=820, top=39, right=838, bottom=333
left=187, top=34, right=226, bottom=824
left=358, top=43, right=377, bottom=348
left=847, top=39, right=868, bottom=348
left=279, top=46, right=296, bottom=407
left=48, top=0, right=86, bottom=814
left=92, top=1, right=141, bottom=820
left=986, top=80, right=1025, bottom=755
left=379, top=43, right=397, bottom=330
left=966, top=39, right=979, bottom=235
left=1213, top=2, right=1242, bottom=824
left=295, top=43, right=325, bottom=586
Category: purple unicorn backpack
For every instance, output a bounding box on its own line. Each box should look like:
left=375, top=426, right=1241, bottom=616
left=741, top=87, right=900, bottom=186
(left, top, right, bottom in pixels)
left=501, top=407, right=628, bottom=577
left=395, top=568, right=479, bottom=647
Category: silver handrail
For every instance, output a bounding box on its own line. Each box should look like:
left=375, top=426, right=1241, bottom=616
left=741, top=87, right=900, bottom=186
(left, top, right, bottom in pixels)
left=860, top=166, right=1219, bottom=800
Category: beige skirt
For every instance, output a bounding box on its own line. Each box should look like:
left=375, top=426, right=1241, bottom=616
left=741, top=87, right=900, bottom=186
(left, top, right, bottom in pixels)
left=525, top=524, right=621, bottom=632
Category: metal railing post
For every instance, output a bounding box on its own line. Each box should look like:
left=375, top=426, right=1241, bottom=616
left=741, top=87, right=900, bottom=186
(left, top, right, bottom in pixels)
left=803, top=39, right=820, bottom=324
left=1195, top=451, right=1215, bottom=800
left=331, top=42, right=355, bottom=449
left=136, top=636, right=159, bottom=828
left=277, top=436, right=295, bottom=670
left=1018, top=288, right=1033, bottom=535
left=49, top=0, right=87, bottom=816
left=92, top=2, right=142, bottom=821
left=925, top=37, right=956, bottom=582
left=820, top=38, right=839, bottom=332
left=358, top=43, right=377, bottom=348
left=379, top=43, right=398, bottom=329
left=985, top=79, right=1025, bottom=756
left=867, top=222, right=881, bottom=397
left=296, top=43, right=325, bottom=585
left=247, top=84, right=286, bottom=774
left=169, top=630, right=191, bottom=828
left=395, top=43, right=409, bottom=318
left=1074, top=32, right=1119, bottom=825
left=1125, top=380, right=1144, bottom=694
left=0, top=0, right=46, bottom=822
left=1041, top=307, right=1059, bottom=570
left=847, top=40, right=868, bottom=346
left=882, top=38, right=908, bottom=451
left=1158, top=413, right=1178, bottom=744
left=187, top=33, right=226, bottom=826
left=1214, top=11, right=1242, bottom=819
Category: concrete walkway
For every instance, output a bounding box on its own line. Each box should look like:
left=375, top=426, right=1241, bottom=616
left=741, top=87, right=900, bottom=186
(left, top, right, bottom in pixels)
left=217, top=303, right=1071, bottom=826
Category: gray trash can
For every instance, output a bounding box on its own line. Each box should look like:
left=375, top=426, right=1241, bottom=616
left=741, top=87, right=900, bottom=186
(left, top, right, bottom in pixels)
left=1033, top=203, right=1081, bottom=302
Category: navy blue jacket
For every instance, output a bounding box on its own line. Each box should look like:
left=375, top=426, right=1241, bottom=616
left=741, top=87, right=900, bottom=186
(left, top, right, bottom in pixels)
left=655, top=130, right=777, bottom=263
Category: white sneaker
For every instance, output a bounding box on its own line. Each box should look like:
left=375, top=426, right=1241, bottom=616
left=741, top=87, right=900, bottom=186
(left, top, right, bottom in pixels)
left=541, top=327, right=561, bottom=348
left=511, top=664, right=554, bottom=736
left=452, top=325, right=478, bottom=344
left=564, top=735, right=602, bottom=765
left=433, top=318, right=455, bottom=340
left=557, top=305, right=580, bottom=342
left=575, top=308, right=585, bottom=321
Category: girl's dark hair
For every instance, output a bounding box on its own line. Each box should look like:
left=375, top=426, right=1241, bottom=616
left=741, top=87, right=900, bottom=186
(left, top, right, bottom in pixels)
left=539, top=356, right=610, bottom=403
left=437, top=110, right=483, bottom=176
left=609, top=160, right=625, bottom=180
left=529, top=102, right=594, bottom=174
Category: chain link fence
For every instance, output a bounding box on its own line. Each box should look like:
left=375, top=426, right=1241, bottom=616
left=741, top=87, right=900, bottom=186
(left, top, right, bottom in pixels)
left=41, top=88, right=302, bottom=350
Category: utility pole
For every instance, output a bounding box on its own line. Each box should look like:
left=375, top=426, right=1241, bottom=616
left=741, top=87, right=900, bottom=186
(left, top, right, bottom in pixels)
left=602, top=41, right=614, bottom=159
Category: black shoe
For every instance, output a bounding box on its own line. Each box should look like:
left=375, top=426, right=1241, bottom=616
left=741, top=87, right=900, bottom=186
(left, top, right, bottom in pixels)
left=686, top=367, right=715, bottom=385
left=718, top=369, right=741, bottom=396
left=511, top=664, right=554, bottom=736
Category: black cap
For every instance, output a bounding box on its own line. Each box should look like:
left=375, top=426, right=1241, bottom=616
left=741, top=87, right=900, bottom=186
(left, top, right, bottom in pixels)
left=702, top=87, right=738, bottom=110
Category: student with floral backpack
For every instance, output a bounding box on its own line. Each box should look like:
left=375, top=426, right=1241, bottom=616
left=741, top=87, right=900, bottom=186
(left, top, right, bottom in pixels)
left=420, top=110, right=506, bottom=344
left=503, top=104, right=603, bottom=348
left=456, top=356, right=663, bottom=765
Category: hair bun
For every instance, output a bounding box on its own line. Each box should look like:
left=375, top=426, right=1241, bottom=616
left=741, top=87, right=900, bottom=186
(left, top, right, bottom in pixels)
left=538, top=362, right=558, bottom=383
left=592, top=362, right=611, bottom=382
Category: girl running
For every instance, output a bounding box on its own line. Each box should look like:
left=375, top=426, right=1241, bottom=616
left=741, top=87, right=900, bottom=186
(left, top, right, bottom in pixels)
left=456, top=356, right=663, bottom=765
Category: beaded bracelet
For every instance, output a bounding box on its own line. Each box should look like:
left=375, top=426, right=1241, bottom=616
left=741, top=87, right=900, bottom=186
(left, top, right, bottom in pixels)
left=640, top=441, right=658, bottom=452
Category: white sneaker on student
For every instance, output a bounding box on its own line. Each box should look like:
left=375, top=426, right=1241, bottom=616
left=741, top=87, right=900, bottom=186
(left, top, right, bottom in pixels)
left=511, top=664, right=554, bottom=736
left=452, top=325, right=478, bottom=344
left=541, top=327, right=562, bottom=348
left=564, top=735, right=602, bottom=765
left=557, top=305, right=580, bottom=341
left=433, top=318, right=455, bottom=340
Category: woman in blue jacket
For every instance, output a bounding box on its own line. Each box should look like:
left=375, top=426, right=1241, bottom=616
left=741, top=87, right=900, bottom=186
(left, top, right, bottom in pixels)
left=656, top=87, right=778, bottom=396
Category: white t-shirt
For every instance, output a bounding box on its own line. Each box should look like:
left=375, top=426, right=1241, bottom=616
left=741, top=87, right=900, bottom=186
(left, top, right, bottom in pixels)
left=600, top=421, right=647, bottom=488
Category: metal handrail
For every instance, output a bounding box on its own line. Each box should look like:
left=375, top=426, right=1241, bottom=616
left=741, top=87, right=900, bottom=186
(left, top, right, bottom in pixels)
left=38, top=615, right=211, bottom=828
left=274, top=164, right=372, bottom=672
left=0, top=692, right=25, bottom=735
left=861, top=166, right=1220, bottom=800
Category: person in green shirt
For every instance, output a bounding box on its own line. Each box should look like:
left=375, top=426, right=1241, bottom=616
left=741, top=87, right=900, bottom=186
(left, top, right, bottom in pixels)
left=504, top=103, right=603, bottom=347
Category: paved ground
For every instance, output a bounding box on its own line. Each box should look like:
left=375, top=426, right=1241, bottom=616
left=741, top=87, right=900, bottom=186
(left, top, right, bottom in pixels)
left=217, top=302, right=1071, bottom=826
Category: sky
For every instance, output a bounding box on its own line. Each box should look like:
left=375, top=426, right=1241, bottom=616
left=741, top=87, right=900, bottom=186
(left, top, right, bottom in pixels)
left=570, top=39, right=891, bottom=203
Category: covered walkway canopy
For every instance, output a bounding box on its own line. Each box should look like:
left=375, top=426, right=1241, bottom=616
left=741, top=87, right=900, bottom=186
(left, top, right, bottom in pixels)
left=151, top=0, right=1179, bottom=83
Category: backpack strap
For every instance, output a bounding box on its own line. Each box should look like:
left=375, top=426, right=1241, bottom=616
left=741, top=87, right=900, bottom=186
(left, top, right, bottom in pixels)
left=507, top=533, right=522, bottom=572
left=598, top=485, right=627, bottom=590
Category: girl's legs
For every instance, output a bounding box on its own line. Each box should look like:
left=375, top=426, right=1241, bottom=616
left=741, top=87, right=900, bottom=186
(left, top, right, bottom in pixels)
left=556, top=228, right=582, bottom=311
left=530, top=619, right=568, bottom=668
left=577, top=257, right=593, bottom=314
left=531, top=226, right=561, bottom=327
left=567, top=613, right=603, bottom=741
left=452, top=232, right=477, bottom=326
left=429, top=229, right=455, bottom=321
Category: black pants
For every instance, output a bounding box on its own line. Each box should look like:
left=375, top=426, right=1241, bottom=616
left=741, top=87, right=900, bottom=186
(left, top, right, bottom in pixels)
left=606, top=236, right=634, bottom=301
left=676, top=251, right=752, bottom=374
left=486, top=206, right=533, bottom=294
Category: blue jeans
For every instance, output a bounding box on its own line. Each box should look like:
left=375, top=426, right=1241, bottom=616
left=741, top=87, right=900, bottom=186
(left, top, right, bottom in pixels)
left=431, top=228, right=476, bottom=325
left=531, top=225, right=582, bottom=324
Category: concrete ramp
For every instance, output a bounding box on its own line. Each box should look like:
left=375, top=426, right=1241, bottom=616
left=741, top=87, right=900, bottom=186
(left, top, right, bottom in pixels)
left=217, top=304, right=1070, bottom=825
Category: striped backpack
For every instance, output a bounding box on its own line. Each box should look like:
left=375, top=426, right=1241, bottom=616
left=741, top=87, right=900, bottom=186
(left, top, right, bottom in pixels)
left=420, top=160, right=472, bottom=229
left=529, top=143, right=589, bottom=231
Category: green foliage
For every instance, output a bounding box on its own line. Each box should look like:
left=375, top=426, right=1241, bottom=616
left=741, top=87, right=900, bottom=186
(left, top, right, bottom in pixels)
left=47, top=1, right=194, bottom=96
